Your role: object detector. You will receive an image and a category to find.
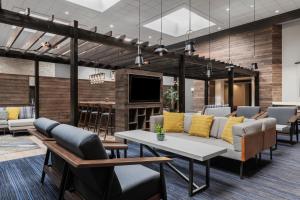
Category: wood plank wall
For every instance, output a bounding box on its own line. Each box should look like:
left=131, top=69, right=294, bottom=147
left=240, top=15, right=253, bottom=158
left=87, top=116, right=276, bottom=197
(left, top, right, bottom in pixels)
left=39, top=77, right=115, bottom=123
left=192, top=25, right=282, bottom=110
left=39, top=77, right=70, bottom=123
left=0, top=73, right=29, bottom=106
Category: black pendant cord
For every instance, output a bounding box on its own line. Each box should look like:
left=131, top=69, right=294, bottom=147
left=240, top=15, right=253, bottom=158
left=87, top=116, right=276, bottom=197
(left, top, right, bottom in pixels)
left=253, top=0, right=256, bottom=59
left=189, top=0, right=192, bottom=38
left=138, top=0, right=141, bottom=54
left=208, top=0, right=211, bottom=60
left=160, top=0, right=163, bottom=45
left=228, top=0, right=231, bottom=63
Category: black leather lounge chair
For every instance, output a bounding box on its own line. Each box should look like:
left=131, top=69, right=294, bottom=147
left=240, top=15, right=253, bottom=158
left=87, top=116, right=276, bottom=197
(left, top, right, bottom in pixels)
left=44, top=124, right=171, bottom=200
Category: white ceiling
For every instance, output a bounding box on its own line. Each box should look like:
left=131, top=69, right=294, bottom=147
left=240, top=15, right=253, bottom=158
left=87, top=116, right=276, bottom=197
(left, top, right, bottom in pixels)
left=1, top=0, right=300, bottom=48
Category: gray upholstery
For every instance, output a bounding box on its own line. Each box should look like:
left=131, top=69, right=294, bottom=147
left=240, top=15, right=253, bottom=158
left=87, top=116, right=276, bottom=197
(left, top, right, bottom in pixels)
left=115, top=165, right=160, bottom=200
left=232, top=120, right=263, bottom=151
left=267, top=107, right=297, bottom=125
left=51, top=124, right=161, bottom=200
left=210, top=117, right=228, bottom=138
left=0, top=111, right=7, bottom=120
left=236, top=106, right=260, bottom=118
left=34, top=118, right=60, bottom=137
left=204, top=107, right=231, bottom=117
left=149, top=115, right=163, bottom=132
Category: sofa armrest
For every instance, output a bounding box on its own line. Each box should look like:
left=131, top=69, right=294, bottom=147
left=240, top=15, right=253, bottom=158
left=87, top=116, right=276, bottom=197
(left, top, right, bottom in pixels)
left=241, top=131, right=263, bottom=161
left=150, top=115, right=163, bottom=132
left=232, top=121, right=263, bottom=152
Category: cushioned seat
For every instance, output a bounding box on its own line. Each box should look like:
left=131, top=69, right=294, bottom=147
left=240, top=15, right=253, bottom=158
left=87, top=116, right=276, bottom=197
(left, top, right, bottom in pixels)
left=114, top=165, right=160, bottom=200
left=51, top=124, right=163, bottom=200
left=8, top=118, right=35, bottom=130
left=33, top=117, right=60, bottom=137
left=0, top=120, right=8, bottom=125
left=276, top=124, right=290, bottom=134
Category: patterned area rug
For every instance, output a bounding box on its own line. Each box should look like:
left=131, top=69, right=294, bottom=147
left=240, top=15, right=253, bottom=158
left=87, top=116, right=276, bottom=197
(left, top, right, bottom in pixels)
left=0, top=135, right=40, bottom=155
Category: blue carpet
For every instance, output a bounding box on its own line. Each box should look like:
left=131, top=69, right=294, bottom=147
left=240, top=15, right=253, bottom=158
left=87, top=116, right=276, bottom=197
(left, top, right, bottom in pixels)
left=1, top=142, right=300, bottom=200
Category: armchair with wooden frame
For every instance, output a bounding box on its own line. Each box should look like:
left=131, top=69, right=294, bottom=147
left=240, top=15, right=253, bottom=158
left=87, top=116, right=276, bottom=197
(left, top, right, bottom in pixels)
left=259, top=107, right=299, bottom=145
left=46, top=124, right=171, bottom=200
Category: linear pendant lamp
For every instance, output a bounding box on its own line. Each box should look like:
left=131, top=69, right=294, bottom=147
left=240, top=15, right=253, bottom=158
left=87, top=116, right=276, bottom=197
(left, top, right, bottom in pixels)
left=135, top=0, right=144, bottom=66
left=251, top=0, right=258, bottom=70
left=154, top=0, right=168, bottom=56
left=184, top=0, right=195, bottom=56
left=225, top=0, right=234, bottom=71
left=206, top=0, right=213, bottom=78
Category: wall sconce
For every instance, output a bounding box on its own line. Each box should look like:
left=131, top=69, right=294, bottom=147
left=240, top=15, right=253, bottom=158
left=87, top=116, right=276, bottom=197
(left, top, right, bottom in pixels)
left=190, top=87, right=195, bottom=94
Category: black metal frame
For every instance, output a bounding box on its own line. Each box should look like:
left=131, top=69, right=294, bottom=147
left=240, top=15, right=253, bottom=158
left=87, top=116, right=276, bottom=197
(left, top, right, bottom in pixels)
left=142, top=144, right=210, bottom=197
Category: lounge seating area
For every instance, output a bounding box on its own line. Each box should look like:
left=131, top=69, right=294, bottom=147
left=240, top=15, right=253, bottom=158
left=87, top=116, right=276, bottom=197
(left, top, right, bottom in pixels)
left=1, top=0, right=300, bottom=199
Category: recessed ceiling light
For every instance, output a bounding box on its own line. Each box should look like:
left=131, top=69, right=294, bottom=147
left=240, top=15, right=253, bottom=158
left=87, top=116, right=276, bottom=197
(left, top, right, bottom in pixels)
left=250, top=5, right=254, bottom=8
left=275, top=10, right=279, bottom=13
left=226, top=8, right=230, bottom=11
left=124, top=38, right=132, bottom=42
left=144, top=7, right=215, bottom=37
left=64, top=11, right=69, bottom=15
left=217, top=27, right=221, bottom=30
left=109, top=24, right=114, bottom=28
left=65, top=0, right=120, bottom=12
left=148, top=35, right=152, bottom=39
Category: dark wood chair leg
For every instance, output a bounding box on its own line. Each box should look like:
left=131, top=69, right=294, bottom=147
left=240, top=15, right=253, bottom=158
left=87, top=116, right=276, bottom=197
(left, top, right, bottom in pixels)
left=270, top=147, right=273, bottom=160
left=41, top=149, right=50, bottom=184
left=160, top=163, right=167, bottom=200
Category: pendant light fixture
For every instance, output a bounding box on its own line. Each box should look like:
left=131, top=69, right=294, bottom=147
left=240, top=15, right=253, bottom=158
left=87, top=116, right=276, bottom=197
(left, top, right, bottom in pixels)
left=251, top=0, right=258, bottom=70
left=206, top=0, right=213, bottom=78
left=135, top=0, right=144, bottom=67
left=154, top=0, right=168, bottom=56
left=184, top=0, right=195, bottom=56
left=225, top=0, right=234, bottom=71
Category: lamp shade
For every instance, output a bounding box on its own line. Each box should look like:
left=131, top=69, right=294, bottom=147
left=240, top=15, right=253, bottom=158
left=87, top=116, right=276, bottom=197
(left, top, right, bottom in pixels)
left=154, top=45, right=168, bottom=56
left=184, top=40, right=195, bottom=56
left=135, top=54, right=144, bottom=67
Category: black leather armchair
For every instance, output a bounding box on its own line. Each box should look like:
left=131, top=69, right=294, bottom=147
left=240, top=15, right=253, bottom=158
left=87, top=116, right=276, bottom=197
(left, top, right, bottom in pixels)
left=47, top=124, right=171, bottom=200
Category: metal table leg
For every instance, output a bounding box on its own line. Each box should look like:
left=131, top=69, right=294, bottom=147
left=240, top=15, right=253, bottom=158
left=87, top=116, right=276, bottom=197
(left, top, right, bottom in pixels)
left=41, top=149, right=50, bottom=184
left=144, top=145, right=210, bottom=197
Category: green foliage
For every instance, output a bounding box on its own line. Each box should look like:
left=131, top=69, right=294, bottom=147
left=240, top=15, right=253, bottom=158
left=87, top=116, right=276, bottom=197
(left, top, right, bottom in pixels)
left=163, top=87, right=178, bottom=111
left=154, top=123, right=164, bottom=135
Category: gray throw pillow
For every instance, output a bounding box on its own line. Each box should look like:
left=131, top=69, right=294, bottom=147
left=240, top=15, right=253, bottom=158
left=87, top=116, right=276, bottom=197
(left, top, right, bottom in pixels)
left=0, top=111, right=8, bottom=120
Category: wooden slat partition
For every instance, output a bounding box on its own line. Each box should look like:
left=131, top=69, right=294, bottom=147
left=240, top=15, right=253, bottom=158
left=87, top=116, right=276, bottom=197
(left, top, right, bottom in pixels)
left=0, top=73, right=29, bottom=106
left=39, top=77, right=70, bottom=123
left=192, top=25, right=282, bottom=110
left=39, top=77, right=116, bottom=123
left=78, top=80, right=115, bottom=102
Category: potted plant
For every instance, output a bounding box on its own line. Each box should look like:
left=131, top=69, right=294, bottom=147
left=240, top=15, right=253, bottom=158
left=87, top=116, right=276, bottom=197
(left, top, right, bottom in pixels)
left=154, top=124, right=165, bottom=141
left=163, top=86, right=178, bottom=112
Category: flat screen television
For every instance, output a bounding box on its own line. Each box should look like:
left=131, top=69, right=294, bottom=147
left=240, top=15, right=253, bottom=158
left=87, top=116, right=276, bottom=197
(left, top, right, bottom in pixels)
left=129, top=75, right=161, bottom=103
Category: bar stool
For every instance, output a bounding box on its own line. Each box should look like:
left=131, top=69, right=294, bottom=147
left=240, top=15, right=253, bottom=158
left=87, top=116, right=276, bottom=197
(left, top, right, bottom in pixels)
left=97, top=104, right=115, bottom=140
left=87, top=104, right=101, bottom=132
left=78, top=103, right=89, bottom=128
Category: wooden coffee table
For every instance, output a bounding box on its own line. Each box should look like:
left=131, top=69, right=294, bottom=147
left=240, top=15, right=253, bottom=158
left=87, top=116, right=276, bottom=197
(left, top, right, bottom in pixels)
left=115, top=130, right=227, bottom=196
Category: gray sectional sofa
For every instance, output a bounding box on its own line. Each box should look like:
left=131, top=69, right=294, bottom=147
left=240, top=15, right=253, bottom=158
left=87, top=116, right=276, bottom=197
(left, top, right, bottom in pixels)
left=0, top=106, right=35, bottom=136
left=150, top=114, right=276, bottom=178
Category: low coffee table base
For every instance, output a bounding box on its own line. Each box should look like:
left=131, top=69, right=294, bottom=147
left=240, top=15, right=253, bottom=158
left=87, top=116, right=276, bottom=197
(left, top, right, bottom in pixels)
left=142, top=144, right=210, bottom=197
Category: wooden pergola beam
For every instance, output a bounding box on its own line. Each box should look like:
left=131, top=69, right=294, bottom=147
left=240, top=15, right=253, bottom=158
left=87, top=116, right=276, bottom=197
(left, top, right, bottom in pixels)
left=70, top=20, right=78, bottom=126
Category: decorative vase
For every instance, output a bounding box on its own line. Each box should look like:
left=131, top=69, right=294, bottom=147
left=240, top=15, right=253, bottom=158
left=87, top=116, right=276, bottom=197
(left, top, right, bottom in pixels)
left=157, top=134, right=165, bottom=141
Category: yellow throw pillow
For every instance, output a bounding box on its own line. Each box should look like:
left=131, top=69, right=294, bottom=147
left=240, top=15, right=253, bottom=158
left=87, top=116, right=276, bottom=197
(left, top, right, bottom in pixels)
left=163, top=112, right=184, bottom=132
left=6, top=107, right=20, bottom=120
left=221, top=116, right=244, bottom=144
left=189, top=115, right=214, bottom=138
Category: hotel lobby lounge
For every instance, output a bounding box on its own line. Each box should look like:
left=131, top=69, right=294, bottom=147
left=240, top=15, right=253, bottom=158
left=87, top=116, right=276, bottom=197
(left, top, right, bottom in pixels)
left=0, top=0, right=300, bottom=199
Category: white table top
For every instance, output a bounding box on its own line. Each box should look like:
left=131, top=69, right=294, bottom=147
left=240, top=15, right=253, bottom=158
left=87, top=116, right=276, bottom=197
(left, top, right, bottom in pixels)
left=115, top=130, right=227, bottom=162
